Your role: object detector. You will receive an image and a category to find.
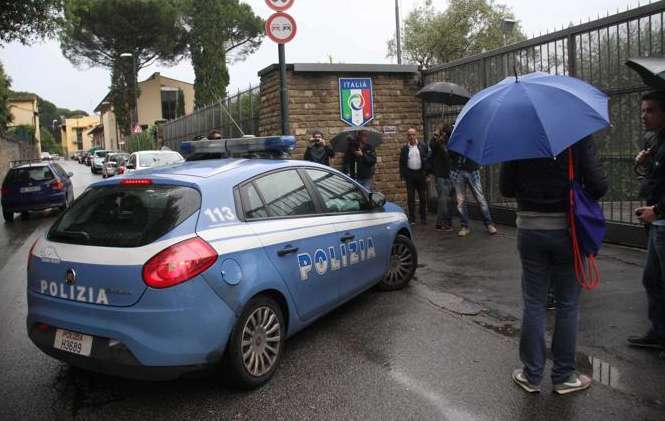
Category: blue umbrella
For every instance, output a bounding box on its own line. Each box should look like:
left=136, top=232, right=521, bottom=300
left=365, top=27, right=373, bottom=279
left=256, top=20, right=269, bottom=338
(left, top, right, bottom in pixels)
left=448, top=72, right=610, bottom=165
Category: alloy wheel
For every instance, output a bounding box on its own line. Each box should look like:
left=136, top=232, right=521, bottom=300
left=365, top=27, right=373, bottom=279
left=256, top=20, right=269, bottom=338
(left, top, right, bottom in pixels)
left=240, top=306, right=281, bottom=377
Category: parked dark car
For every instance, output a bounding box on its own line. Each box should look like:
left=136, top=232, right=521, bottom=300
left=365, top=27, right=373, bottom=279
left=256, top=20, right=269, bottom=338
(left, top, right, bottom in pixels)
left=1, top=160, right=74, bottom=222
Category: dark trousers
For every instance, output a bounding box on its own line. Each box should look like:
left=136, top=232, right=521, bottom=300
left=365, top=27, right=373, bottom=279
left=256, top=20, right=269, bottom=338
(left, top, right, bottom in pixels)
left=517, top=229, right=581, bottom=385
left=643, top=225, right=665, bottom=338
left=405, top=169, right=427, bottom=223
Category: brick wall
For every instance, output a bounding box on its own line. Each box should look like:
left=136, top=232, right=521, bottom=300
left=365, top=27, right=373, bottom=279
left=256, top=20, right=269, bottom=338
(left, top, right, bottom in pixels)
left=259, top=68, right=423, bottom=207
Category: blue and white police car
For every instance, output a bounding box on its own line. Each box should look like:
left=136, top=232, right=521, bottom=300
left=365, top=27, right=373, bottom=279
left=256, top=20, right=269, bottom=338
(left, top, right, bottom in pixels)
left=27, top=136, right=416, bottom=388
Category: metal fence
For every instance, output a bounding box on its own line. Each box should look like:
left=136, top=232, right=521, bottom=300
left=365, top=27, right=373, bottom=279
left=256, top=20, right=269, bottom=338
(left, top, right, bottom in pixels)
left=162, top=86, right=261, bottom=150
left=422, top=2, right=665, bottom=238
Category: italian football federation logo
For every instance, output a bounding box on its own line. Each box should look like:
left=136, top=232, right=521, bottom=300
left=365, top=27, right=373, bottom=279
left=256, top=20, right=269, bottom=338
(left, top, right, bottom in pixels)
left=339, top=78, right=374, bottom=127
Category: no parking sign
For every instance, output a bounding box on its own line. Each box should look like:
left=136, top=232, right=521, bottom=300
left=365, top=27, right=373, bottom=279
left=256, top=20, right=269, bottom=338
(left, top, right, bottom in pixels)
left=265, top=0, right=294, bottom=12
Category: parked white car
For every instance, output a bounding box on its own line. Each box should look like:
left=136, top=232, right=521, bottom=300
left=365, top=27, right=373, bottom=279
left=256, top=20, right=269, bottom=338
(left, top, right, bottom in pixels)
left=118, top=150, right=184, bottom=175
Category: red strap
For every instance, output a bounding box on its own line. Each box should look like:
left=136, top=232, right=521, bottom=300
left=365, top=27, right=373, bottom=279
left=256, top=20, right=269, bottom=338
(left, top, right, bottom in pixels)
left=568, top=148, right=600, bottom=290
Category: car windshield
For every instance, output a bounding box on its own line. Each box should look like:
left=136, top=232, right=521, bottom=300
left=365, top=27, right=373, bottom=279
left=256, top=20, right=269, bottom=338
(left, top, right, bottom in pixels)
left=48, top=184, right=201, bottom=247
left=7, top=167, right=54, bottom=183
left=109, top=154, right=129, bottom=163
left=94, top=151, right=108, bottom=158
left=139, top=152, right=183, bottom=167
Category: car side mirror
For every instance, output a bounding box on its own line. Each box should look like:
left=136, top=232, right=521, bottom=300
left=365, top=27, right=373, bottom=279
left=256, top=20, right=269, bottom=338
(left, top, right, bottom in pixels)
left=67, top=172, right=74, bottom=177
left=369, top=192, right=386, bottom=208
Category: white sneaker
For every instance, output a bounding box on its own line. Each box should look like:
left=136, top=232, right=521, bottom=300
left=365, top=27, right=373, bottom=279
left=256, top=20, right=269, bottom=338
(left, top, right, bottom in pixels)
left=458, top=227, right=470, bottom=237
left=553, top=373, right=592, bottom=395
left=487, top=224, right=497, bottom=235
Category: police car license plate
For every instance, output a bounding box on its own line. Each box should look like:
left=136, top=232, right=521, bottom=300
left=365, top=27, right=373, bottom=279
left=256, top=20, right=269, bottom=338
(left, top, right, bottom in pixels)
left=53, top=329, right=92, bottom=357
left=20, top=186, right=41, bottom=193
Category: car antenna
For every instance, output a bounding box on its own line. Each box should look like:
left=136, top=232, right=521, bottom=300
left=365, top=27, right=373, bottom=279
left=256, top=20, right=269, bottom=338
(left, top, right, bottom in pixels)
left=214, top=95, right=245, bottom=137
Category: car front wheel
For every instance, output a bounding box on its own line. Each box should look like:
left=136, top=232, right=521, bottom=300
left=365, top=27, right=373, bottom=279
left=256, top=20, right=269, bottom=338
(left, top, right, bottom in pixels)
left=377, top=234, right=417, bottom=291
left=225, top=295, right=285, bottom=389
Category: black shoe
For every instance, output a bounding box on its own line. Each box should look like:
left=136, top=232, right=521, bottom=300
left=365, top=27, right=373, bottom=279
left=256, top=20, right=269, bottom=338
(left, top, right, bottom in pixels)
left=627, top=334, right=665, bottom=349
left=435, top=224, right=443, bottom=231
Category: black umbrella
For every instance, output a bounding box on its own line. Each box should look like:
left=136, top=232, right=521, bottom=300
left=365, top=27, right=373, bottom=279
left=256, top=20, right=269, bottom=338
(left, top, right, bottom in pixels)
left=330, top=127, right=383, bottom=153
left=626, top=57, right=665, bottom=90
left=415, top=81, right=471, bottom=105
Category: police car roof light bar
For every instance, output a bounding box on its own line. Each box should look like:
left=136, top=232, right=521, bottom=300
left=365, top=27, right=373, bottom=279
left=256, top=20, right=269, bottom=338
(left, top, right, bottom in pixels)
left=181, top=135, right=296, bottom=160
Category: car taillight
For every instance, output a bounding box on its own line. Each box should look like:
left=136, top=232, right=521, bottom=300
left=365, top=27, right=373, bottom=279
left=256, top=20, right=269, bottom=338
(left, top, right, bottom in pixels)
left=121, top=179, right=152, bottom=186
left=51, top=179, right=63, bottom=191
left=142, top=237, right=217, bottom=289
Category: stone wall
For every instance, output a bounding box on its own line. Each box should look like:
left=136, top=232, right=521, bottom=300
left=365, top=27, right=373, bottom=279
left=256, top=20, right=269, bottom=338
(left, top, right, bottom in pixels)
left=259, top=67, right=423, bottom=207
left=0, top=136, right=40, bottom=180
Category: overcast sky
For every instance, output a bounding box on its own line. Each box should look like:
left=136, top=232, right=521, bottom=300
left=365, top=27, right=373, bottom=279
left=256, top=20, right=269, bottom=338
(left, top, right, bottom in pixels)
left=0, top=0, right=638, bottom=114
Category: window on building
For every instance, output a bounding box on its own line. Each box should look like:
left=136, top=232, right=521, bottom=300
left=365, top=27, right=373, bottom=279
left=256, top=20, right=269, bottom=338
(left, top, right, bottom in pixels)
left=161, top=87, right=184, bottom=121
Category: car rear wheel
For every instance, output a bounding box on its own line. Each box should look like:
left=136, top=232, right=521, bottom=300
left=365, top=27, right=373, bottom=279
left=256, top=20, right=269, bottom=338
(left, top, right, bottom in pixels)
left=225, top=295, right=285, bottom=389
left=3, top=210, right=14, bottom=223
left=377, top=235, right=417, bottom=291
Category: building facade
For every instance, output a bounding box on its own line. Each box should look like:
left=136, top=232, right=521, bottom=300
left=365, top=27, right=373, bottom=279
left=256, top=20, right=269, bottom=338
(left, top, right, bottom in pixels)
left=7, top=95, right=41, bottom=144
left=59, top=115, right=100, bottom=156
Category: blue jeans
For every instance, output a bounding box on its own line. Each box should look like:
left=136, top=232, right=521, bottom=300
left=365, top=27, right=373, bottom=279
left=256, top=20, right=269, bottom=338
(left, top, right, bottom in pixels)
left=643, top=225, right=665, bottom=338
left=357, top=178, right=373, bottom=191
left=451, top=169, right=493, bottom=227
left=435, top=177, right=454, bottom=226
left=517, top=229, right=581, bottom=385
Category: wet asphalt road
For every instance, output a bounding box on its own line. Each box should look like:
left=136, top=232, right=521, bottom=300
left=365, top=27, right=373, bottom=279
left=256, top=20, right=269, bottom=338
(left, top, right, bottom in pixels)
left=0, top=161, right=663, bottom=420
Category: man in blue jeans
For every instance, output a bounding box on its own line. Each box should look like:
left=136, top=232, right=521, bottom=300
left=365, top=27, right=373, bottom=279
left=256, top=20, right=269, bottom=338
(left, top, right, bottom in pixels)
left=501, top=136, right=607, bottom=395
left=449, top=149, right=496, bottom=236
left=632, top=91, right=665, bottom=349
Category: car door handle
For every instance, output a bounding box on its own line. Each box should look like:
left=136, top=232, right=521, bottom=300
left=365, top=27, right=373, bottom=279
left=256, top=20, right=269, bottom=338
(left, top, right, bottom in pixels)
left=277, top=246, right=299, bottom=256
left=340, top=234, right=355, bottom=242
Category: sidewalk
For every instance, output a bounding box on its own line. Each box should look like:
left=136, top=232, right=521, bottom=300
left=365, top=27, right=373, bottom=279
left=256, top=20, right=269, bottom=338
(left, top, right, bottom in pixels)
left=410, top=220, right=665, bottom=407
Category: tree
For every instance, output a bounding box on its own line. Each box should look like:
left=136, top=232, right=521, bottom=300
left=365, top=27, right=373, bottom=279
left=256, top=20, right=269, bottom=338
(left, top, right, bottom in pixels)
left=59, top=0, right=188, bottom=134
left=387, top=0, right=526, bottom=68
left=0, top=0, right=63, bottom=44
left=0, top=63, right=11, bottom=135
left=187, top=0, right=264, bottom=108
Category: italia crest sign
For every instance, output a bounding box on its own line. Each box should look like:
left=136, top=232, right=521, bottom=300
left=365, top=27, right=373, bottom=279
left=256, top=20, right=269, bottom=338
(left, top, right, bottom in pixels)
left=339, top=78, right=374, bottom=127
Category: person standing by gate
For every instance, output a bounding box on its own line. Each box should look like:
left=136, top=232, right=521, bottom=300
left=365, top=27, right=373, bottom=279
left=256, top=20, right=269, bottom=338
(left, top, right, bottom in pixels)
left=430, top=127, right=455, bottom=231
left=304, top=130, right=334, bottom=166
left=449, top=147, right=497, bottom=236
left=400, top=128, right=431, bottom=225
left=501, top=135, right=607, bottom=394
left=632, top=91, right=665, bottom=350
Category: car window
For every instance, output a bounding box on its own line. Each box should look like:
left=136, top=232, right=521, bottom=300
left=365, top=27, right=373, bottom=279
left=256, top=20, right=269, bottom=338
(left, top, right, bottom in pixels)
left=253, top=170, right=316, bottom=217
left=128, top=155, right=137, bottom=167
left=53, top=164, right=67, bottom=178
left=240, top=183, right=269, bottom=220
left=48, top=185, right=201, bottom=247
left=305, top=169, right=370, bottom=213
left=95, top=151, right=108, bottom=158
left=139, top=152, right=183, bottom=167
left=9, top=167, right=54, bottom=183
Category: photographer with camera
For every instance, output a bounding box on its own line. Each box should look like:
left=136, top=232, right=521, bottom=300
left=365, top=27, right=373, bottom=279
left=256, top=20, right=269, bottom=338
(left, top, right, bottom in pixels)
left=342, top=130, right=377, bottom=190
left=304, top=130, right=335, bottom=166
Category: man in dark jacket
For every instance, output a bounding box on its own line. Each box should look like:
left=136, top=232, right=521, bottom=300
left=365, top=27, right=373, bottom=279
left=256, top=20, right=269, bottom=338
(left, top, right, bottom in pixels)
left=430, top=127, right=455, bottom=230
left=632, top=91, right=665, bottom=350
left=342, top=130, right=377, bottom=190
left=304, top=130, right=334, bottom=166
left=501, top=136, right=607, bottom=395
left=399, top=128, right=430, bottom=224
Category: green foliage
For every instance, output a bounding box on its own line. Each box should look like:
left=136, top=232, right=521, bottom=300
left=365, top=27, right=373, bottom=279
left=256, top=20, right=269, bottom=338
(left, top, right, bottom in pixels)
left=0, top=0, right=62, bottom=44
left=388, top=0, right=526, bottom=68
left=40, top=126, right=63, bottom=154
left=125, top=126, right=157, bottom=153
left=7, top=124, right=35, bottom=142
left=187, top=0, right=264, bottom=108
left=0, top=62, right=11, bottom=134
left=60, top=0, right=189, bottom=134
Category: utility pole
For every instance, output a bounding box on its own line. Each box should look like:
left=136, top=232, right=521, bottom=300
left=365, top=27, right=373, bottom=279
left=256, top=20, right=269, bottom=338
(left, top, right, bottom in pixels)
left=395, top=0, right=402, bottom=64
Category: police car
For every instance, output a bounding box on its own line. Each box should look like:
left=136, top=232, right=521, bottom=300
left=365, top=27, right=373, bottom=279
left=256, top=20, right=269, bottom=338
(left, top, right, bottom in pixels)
left=26, top=136, right=416, bottom=388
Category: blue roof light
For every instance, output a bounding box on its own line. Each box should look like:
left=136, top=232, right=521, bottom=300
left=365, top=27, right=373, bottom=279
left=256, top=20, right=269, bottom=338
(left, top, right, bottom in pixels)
left=181, top=135, right=296, bottom=160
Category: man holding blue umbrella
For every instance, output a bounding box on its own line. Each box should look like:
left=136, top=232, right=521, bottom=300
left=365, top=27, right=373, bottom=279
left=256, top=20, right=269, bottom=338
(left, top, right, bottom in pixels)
left=449, top=72, right=610, bottom=395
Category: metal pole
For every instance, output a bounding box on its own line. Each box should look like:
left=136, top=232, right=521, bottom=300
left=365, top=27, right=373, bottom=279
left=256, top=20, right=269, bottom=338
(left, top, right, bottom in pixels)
left=278, top=43, right=289, bottom=135
left=395, top=0, right=402, bottom=64
left=132, top=54, right=139, bottom=131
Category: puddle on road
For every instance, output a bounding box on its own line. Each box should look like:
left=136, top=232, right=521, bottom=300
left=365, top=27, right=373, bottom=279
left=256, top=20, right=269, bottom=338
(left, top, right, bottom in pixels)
left=473, top=321, right=520, bottom=338
left=576, top=353, right=621, bottom=390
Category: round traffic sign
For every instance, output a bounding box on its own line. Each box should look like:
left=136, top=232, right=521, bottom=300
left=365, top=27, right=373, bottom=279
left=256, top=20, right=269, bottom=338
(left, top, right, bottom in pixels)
left=265, top=0, right=294, bottom=12
left=265, top=13, right=297, bottom=44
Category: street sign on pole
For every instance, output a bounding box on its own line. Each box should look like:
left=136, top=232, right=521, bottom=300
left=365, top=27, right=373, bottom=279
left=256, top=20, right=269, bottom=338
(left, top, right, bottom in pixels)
left=265, top=12, right=297, bottom=44
left=265, top=0, right=294, bottom=12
